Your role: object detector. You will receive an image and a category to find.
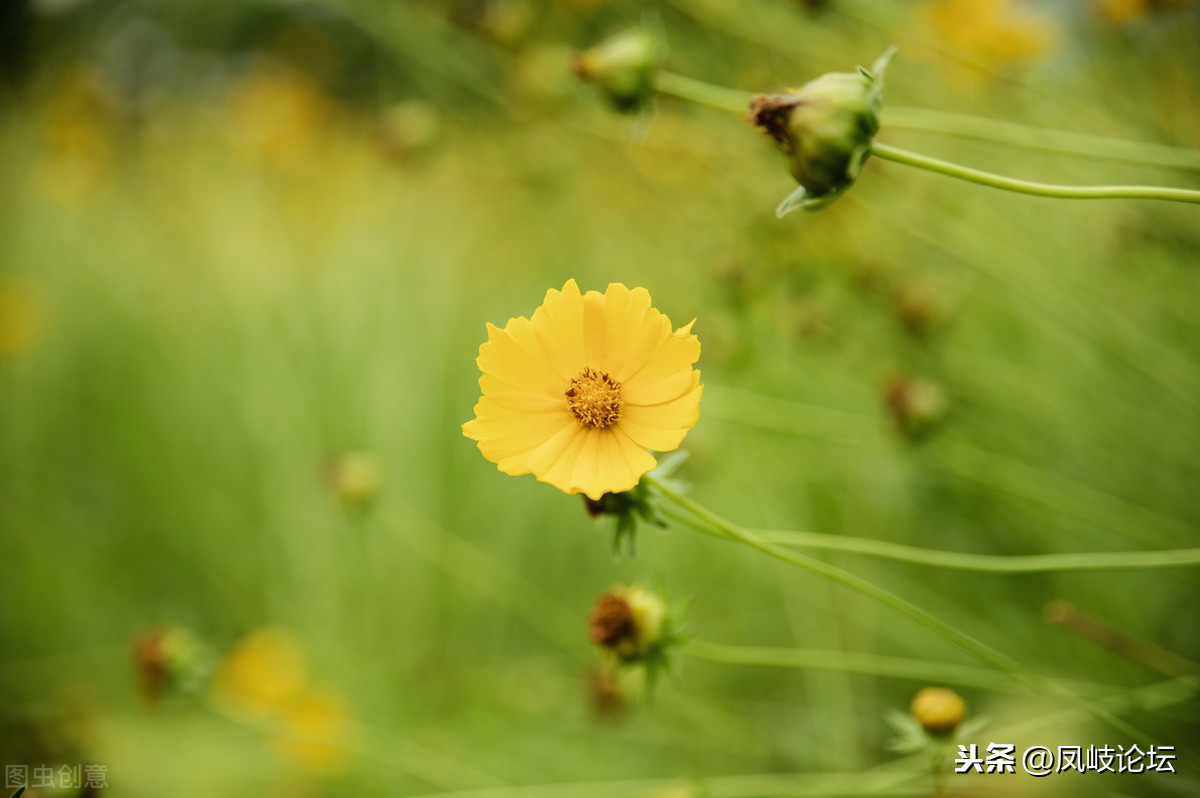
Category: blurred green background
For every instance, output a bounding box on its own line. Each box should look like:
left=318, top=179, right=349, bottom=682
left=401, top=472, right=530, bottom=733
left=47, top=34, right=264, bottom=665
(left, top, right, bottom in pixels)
left=2, top=0, right=1199, bottom=795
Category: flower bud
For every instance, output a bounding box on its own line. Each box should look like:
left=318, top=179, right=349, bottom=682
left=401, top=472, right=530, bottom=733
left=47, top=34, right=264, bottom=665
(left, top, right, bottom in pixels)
left=572, top=28, right=661, bottom=114
left=884, top=374, right=949, bottom=440
left=910, top=687, right=966, bottom=735
left=894, top=278, right=952, bottom=338
left=324, top=451, right=383, bottom=512
left=133, top=625, right=201, bottom=705
left=588, top=585, right=667, bottom=663
left=749, top=48, right=894, bottom=213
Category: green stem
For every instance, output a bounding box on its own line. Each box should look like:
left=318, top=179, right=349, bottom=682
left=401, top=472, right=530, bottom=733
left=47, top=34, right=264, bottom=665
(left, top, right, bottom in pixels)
left=644, top=476, right=1028, bottom=678
left=644, top=476, right=1147, bottom=740
left=870, top=141, right=1200, bottom=204
left=757, top=529, right=1200, bottom=573
left=685, top=639, right=1031, bottom=692
left=885, top=107, right=1200, bottom=172
left=400, top=771, right=924, bottom=798
left=655, top=71, right=753, bottom=113
left=652, top=70, right=1200, bottom=175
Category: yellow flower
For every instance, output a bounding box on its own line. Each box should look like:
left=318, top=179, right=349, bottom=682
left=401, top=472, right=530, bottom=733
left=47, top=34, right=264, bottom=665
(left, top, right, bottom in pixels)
left=272, top=689, right=354, bottom=771
left=211, top=627, right=308, bottom=718
left=462, top=280, right=702, bottom=500
left=925, top=0, right=1052, bottom=69
left=210, top=628, right=355, bottom=771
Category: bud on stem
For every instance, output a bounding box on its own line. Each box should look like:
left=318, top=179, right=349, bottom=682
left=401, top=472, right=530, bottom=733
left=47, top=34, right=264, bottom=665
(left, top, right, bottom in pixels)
left=750, top=48, right=895, bottom=215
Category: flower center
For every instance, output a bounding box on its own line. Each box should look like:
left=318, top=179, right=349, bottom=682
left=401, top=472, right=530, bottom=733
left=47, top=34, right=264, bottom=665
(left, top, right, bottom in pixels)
left=565, top=367, right=623, bottom=429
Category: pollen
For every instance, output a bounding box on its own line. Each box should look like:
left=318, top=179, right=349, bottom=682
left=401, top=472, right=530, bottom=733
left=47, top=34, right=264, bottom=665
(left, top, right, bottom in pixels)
left=566, top=367, right=623, bottom=429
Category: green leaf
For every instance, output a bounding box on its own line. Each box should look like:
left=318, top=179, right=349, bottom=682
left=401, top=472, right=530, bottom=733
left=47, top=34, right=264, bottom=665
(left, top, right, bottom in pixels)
left=775, top=185, right=839, bottom=217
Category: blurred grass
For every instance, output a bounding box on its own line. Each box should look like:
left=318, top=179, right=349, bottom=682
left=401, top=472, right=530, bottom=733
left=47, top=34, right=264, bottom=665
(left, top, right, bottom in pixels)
left=2, top=0, right=1199, bottom=795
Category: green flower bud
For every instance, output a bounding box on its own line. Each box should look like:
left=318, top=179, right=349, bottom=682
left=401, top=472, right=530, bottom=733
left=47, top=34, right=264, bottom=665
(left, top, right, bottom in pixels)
left=133, top=625, right=203, bottom=705
left=572, top=28, right=661, bottom=114
left=884, top=374, right=950, bottom=441
left=589, top=585, right=665, bottom=662
left=324, top=451, right=384, bottom=512
left=749, top=48, right=894, bottom=214
left=588, top=582, right=685, bottom=691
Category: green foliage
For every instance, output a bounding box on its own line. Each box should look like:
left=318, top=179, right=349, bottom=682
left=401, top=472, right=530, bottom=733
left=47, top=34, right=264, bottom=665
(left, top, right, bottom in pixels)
left=2, top=1, right=1199, bottom=796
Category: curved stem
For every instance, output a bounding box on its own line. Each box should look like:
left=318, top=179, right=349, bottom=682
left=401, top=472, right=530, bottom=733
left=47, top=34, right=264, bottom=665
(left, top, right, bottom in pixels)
left=652, top=70, right=1200, bottom=176
left=685, top=639, right=1029, bottom=692
left=870, top=141, right=1200, bottom=204
left=400, top=770, right=924, bottom=798
left=655, top=71, right=753, bottom=113
left=644, top=476, right=1147, bottom=740
left=643, top=476, right=1027, bottom=677
left=885, top=107, right=1200, bottom=172
left=757, top=529, right=1200, bottom=573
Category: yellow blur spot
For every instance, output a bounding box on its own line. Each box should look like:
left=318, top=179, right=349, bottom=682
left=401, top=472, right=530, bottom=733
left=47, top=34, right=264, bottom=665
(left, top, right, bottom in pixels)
left=272, top=689, right=354, bottom=771
left=225, top=63, right=337, bottom=164
left=0, top=281, right=39, bottom=357
left=34, top=65, right=115, bottom=204
left=211, top=628, right=355, bottom=771
left=212, top=627, right=309, bottom=717
left=925, top=0, right=1053, bottom=74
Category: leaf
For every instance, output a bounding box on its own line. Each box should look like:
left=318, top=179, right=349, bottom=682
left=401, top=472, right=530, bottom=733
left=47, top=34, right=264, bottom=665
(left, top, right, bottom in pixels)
left=775, top=185, right=840, bottom=217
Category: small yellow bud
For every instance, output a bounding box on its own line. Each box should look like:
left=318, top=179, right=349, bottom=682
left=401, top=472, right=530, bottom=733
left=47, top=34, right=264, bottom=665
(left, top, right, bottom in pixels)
left=910, top=687, right=966, bottom=735
left=572, top=28, right=661, bottom=114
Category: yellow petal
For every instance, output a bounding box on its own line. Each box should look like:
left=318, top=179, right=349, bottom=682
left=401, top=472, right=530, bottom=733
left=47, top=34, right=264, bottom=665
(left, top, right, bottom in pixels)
left=465, top=401, right=575, bottom=472
left=619, top=377, right=703, bottom=452
left=530, top=279, right=586, bottom=380
left=602, top=284, right=670, bottom=382
left=530, top=424, right=591, bottom=493
left=621, top=326, right=701, bottom=405
left=592, top=428, right=646, bottom=497
left=477, top=319, right=565, bottom=396
left=612, top=427, right=658, bottom=486
left=582, top=287, right=610, bottom=369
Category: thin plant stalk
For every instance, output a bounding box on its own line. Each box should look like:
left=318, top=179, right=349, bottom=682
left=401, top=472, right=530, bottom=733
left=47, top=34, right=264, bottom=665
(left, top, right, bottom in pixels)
left=686, top=640, right=1066, bottom=693
left=869, top=141, right=1200, bottom=204
left=885, top=106, right=1200, bottom=172
left=756, top=529, right=1200, bottom=573
left=644, top=476, right=1147, bottom=740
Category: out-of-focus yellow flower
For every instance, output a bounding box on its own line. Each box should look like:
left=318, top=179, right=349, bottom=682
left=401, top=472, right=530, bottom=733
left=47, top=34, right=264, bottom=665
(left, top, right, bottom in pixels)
left=34, top=65, right=115, bottom=204
left=1095, top=0, right=1195, bottom=23
left=1096, top=0, right=1149, bottom=22
left=462, top=280, right=702, bottom=499
left=925, top=0, right=1052, bottom=70
left=272, top=689, right=354, bottom=771
left=212, top=627, right=308, bottom=718
left=225, top=63, right=335, bottom=163
left=211, top=628, right=355, bottom=771
left=0, top=280, right=39, bottom=357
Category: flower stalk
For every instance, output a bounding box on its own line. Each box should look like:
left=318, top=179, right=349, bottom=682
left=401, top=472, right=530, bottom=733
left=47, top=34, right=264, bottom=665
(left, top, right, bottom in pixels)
left=642, top=473, right=1149, bottom=740
left=869, top=141, right=1200, bottom=204
left=646, top=67, right=1200, bottom=210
